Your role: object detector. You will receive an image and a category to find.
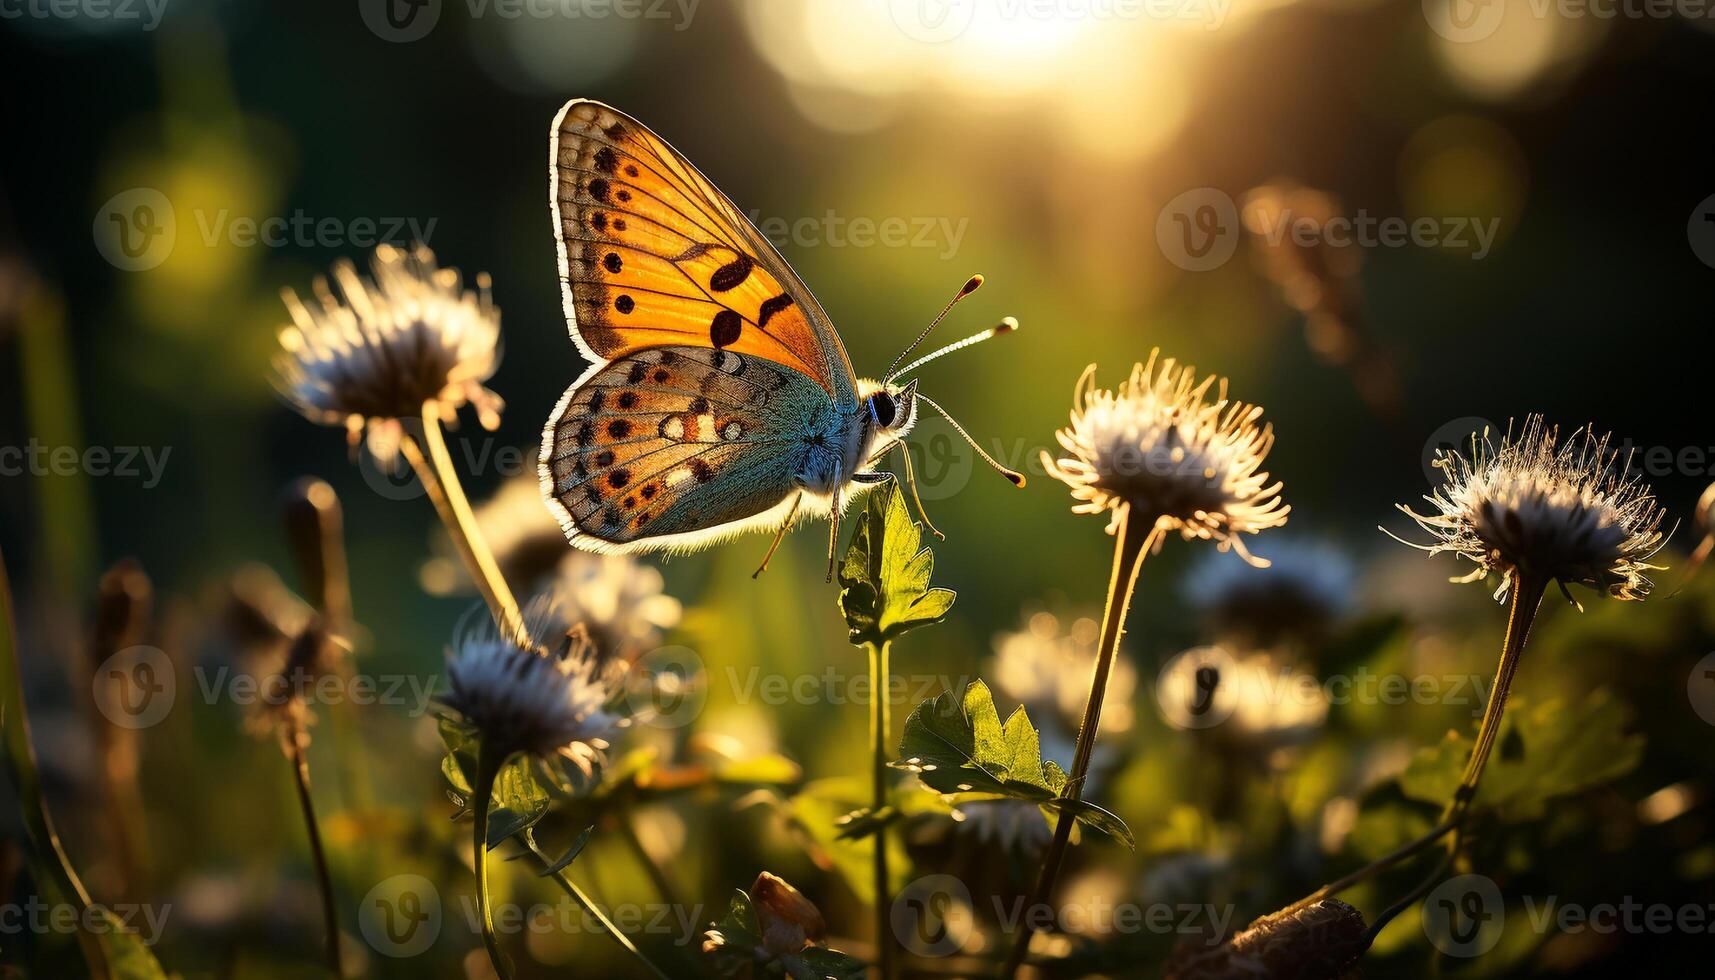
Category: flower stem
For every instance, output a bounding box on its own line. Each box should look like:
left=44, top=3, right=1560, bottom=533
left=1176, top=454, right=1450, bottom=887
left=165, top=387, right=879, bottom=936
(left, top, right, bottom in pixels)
left=1003, top=508, right=1157, bottom=978
left=871, top=640, right=894, bottom=980
left=472, top=745, right=515, bottom=980
left=403, top=401, right=523, bottom=639
left=1279, top=573, right=1548, bottom=920
left=285, top=722, right=344, bottom=977
left=522, top=833, right=676, bottom=980
left=1446, top=574, right=1545, bottom=824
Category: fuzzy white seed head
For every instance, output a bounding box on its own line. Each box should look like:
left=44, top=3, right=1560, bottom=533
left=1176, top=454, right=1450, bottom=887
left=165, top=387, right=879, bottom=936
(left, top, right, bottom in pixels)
left=441, top=605, right=626, bottom=780
left=1393, top=416, right=1669, bottom=602
left=274, top=244, right=503, bottom=464
left=1042, top=351, right=1289, bottom=564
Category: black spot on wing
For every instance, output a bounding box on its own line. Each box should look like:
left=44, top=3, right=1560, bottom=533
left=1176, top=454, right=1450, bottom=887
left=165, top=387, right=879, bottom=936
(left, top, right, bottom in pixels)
left=710, top=310, right=743, bottom=348
left=758, top=293, right=794, bottom=328
left=709, top=254, right=754, bottom=292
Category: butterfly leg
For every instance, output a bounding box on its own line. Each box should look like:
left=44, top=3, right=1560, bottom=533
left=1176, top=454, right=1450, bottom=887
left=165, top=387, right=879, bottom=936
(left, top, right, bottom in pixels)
left=825, top=459, right=843, bottom=583
left=752, top=492, right=804, bottom=580
left=896, top=438, right=945, bottom=540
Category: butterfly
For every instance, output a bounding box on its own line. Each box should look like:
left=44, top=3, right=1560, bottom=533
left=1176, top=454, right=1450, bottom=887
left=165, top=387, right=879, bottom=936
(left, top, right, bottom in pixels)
left=537, top=99, right=1023, bottom=579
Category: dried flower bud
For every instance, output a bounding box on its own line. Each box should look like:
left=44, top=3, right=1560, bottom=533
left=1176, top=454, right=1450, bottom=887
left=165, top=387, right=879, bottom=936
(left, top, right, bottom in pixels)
left=1165, top=899, right=1366, bottom=980
left=750, top=871, right=827, bottom=957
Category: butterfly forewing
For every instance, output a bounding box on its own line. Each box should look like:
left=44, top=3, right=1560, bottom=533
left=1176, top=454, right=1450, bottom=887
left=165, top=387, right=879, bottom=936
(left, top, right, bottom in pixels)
left=551, top=100, right=856, bottom=404
left=544, top=346, right=835, bottom=548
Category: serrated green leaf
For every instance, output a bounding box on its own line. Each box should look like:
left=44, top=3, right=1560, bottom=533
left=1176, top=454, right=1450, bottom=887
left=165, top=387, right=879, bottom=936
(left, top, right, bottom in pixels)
left=837, top=480, right=955, bottom=646
left=1399, top=690, right=1644, bottom=822
left=894, top=681, right=1131, bottom=846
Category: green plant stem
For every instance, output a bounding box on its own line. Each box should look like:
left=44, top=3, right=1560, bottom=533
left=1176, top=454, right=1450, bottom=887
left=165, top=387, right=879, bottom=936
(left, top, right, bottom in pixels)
left=472, top=745, right=516, bottom=980
left=1279, top=573, right=1548, bottom=923
left=1445, top=574, right=1545, bottom=825
left=522, top=834, right=675, bottom=980
left=284, top=722, right=344, bottom=977
left=870, top=639, right=894, bottom=980
left=1, top=548, right=111, bottom=980
left=403, top=403, right=523, bottom=639
left=1003, top=509, right=1158, bottom=978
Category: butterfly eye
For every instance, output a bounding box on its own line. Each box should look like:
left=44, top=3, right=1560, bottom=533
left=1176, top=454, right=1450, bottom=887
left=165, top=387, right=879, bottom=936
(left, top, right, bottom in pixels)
left=869, top=393, right=897, bottom=429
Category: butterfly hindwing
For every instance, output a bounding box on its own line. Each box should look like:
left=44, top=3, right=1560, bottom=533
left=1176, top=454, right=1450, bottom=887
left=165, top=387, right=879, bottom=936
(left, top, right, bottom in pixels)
left=551, top=99, right=857, bottom=405
left=542, top=346, right=837, bottom=549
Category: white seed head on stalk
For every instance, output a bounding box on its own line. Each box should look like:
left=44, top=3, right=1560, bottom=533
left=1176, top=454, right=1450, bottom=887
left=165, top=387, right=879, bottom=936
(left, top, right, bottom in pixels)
left=1042, top=351, right=1289, bottom=564
left=1392, top=416, right=1669, bottom=602
left=441, top=602, right=627, bottom=783
left=274, top=244, right=503, bottom=464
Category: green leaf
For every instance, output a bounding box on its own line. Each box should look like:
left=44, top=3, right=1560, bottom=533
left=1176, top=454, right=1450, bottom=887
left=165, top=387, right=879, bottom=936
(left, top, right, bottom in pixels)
left=894, top=681, right=1133, bottom=848
left=97, top=908, right=172, bottom=980
left=537, top=826, right=594, bottom=877
left=437, top=717, right=551, bottom=847
left=834, top=783, right=954, bottom=840
left=1398, top=691, right=1644, bottom=822
left=792, top=947, right=870, bottom=980
left=837, top=480, right=955, bottom=647
left=786, top=777, right=914, bottom=904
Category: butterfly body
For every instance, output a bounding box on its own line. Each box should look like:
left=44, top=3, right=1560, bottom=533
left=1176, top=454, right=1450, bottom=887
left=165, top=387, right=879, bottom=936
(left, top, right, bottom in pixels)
left=539, top=99, right=1001, bottom=563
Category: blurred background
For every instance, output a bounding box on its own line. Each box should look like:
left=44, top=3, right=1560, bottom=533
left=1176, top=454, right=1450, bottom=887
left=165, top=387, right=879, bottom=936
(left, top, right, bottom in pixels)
left=3, top=0, right=1715, bottom=976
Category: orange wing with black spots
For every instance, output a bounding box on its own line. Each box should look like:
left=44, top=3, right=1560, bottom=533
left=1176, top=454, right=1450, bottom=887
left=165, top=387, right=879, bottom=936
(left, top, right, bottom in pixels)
left=542, top=346, right=833, bottom=550
left=550, top=99, right=856, bottom=404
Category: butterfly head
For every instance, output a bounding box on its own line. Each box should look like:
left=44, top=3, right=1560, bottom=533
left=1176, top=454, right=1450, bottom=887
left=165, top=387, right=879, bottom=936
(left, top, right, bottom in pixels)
left=860, top=378, right=919, bottom=439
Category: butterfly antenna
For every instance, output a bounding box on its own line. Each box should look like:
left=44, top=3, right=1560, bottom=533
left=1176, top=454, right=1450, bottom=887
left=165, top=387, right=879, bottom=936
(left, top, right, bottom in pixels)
left=915, top=393, right=1026, bottom=487
left=894, top=317, right=1018, bottom=380
left=883, top=274, right=984, bottom=383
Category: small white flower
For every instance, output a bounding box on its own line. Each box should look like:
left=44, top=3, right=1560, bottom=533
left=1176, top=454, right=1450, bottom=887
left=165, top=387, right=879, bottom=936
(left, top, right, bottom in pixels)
left=274, top=244, right=502, bottom=463
left=952, top=798, right=1054, bottom=857
left=1182, top=538, right=1355, bottom=641
left=1393, top=416, right=1669, bottom=601
left=1043, top=351, right=1289, bottom=563
left=992, top=610, right=1135, bottom=734
left=441, top=604, right=626, bottom=783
